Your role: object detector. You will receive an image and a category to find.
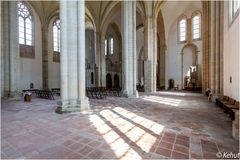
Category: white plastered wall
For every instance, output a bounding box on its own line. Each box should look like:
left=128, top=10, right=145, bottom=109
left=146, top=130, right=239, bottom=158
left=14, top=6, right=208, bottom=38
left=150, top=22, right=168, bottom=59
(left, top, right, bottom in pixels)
left=223, top=3, right=239, bottom=101
left=20, top=4, right=42, bottom=90
left=162, top=1, right=202, bottom=89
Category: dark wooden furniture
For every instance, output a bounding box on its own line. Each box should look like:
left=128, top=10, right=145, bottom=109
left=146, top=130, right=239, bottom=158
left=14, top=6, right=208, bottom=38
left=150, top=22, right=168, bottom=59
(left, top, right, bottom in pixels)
left=86, top=87, right=121, bottom=99
left=35, top=90, right=55, bottom=100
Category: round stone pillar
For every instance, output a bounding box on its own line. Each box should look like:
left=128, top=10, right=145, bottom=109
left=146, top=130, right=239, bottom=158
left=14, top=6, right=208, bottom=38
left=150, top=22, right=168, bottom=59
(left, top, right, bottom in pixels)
left=122, top=1, right=138, bottom=98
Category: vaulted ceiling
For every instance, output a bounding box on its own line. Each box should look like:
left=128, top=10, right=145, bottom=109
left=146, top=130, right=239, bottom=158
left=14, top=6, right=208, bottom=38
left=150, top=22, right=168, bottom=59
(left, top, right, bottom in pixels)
left=28, top=1, right=164, bottom=30
left=28, top=1, right=59, bottom=25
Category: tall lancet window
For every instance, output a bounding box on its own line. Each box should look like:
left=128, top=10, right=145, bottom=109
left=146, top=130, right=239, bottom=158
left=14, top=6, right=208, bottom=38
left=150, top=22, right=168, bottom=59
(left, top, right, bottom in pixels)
left=192, top=13, right=201, bottom=40
left=53, top=19, right=60, bottom=52
left=109, top=37, right=114, bottom=55
left=18, top=2, right=33, bottom=46
left=105, top=39, right=108, bottom=55
left=179, top=17, right=187, bottom=42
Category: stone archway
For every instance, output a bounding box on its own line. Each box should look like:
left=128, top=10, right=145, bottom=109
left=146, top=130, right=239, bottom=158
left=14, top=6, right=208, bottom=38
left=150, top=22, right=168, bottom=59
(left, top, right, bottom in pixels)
left=105, top=23, right=122, bottom=88
left=180, top=43, right=199, bottom=90
left=114, top=74, right=120, bottom=88
left=106, top=73, right=112, bottom=88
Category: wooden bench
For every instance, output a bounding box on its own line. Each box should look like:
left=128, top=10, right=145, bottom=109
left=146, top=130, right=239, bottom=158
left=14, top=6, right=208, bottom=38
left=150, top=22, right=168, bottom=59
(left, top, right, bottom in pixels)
left=224, top=101, right=239, bottom=120
left=222, top=98, right=235, bottom=113
left=217, top=96, right=229, bottom=108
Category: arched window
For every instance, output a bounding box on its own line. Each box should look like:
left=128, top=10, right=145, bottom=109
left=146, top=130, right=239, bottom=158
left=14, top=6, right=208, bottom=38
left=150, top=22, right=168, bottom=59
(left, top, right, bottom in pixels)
left=53, top=19, right=60, bottom=52
left=109, top=37, right=114, bottom=55
left=18, top=2, right=33, bottom=46
left=104, top=39, right=108, bottom=55
left=192, top=12, right=201, bottom=40
left=178, top=17, right=187, bottom=42
left=230, top=0, right=240, bottom=21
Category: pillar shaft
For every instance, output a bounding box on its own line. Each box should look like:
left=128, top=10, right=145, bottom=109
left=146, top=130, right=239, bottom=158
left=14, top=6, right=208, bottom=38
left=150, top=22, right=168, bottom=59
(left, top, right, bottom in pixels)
left=1, top=1, right=3, bottom=96
left=210, top=1, right=223, bottom=96
left=2, top=1, right=20, bottom=98
left=95, top=31, right=100, bottom=87
left=42, top=25, right=48, bottom=89
left=122, top=1, right=138, bottom=98
left=100, top=33, right=106, bottom=87
left=57, top=0, right=89, bottom=113
left=144, top=16, right=157, bottom=92
left=59, top=0, right=68, bottom=101
left=77, top=1, right=87, bottom=100
left=202, top=1, right=211, bottom=92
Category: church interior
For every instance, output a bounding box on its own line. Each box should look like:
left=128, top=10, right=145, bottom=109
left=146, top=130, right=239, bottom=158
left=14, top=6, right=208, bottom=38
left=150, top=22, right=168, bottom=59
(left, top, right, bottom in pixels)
left=1, top=0, right=239, bottom=159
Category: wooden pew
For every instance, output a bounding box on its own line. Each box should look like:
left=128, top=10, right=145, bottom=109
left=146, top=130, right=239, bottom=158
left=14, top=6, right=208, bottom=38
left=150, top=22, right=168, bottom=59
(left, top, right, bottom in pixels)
left=217, top=96, right=229, bottom=108
left=225, top=101, right=239, bottom=120
left=222, top=98, right=235, bottom=113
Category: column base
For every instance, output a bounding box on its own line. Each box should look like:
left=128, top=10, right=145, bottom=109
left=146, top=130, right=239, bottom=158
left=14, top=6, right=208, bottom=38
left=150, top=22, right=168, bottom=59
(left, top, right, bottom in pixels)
left=122, top=90, right=139, bottom=98
left=144, top=88, right=155, bottom=93
left=56, top=97, right=90, bottom=114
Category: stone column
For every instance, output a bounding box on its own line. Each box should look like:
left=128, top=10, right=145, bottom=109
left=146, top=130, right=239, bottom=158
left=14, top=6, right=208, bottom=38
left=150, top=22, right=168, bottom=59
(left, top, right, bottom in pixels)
left=180, top=52, right=184, bottom=89
left=122, top=1, right=138, bottom=98
left=215, top=1, right=220, bottom=94
left=42, top=24, right=48, bottom=89
left=1, top=1, right=20, bottom=98
left=1, top=1, right=4, bottom=97
left=210, top=1, right=216, bottom=94
left=77, top=0, right=89, bottom=110
left=95, top=31, right=100, bottom=87
left=219, top=2, right=224, bottom=94
left=202, top=1, right=211, bottom=92
left=144, top=16, right=157, bottom=92
left=210, top=1, right=224, bottom=97
left=56, top=0, right=89, bottom=113
left=152, top=18, right=157, bottom=92
left=159, top=45, right=166, bottom=89
left=100, top=33, right=106, bottom=87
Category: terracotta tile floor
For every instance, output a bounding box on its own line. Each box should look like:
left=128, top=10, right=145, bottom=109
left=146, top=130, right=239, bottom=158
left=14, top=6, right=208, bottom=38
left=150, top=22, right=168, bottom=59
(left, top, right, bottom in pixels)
left=1, top=91, right=239, bottom=159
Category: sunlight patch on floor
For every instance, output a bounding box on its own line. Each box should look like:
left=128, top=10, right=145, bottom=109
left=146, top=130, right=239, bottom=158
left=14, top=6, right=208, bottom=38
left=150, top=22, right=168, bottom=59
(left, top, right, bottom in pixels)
left=113, top=107, right=164, bottom=135
left=89, top=107, right=165, bottom=159
left=158, top=91, right=187, bottom=96
left=142, top=95, right=182, bottom=106
left=89, top=114, right=142, bottom=159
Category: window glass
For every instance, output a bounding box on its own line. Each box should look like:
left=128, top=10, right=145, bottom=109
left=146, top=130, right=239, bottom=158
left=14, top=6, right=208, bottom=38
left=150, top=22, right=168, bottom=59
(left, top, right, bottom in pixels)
left=105, top=39, right=107, bottom=55
left=179, top=19, right=186, bottom=42
left=18, top=2, right=33, bottom=46
left=192, top=15, right=200, bottom=39
left=53, top=19, right=60, bottom=52
left=110, top=38, right=113, bottom=55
